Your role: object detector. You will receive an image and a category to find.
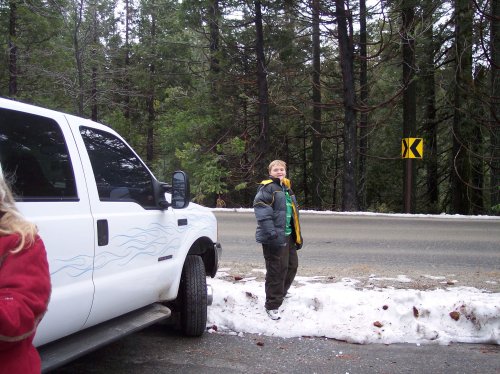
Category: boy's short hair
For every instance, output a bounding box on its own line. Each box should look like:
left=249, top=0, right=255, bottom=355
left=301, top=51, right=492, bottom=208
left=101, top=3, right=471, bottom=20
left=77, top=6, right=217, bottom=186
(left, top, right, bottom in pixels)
left=268, top=160, right=287, bottom=173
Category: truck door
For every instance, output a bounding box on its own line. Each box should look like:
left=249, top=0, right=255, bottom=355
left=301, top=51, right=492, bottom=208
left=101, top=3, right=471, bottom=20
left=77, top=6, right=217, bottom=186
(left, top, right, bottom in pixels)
left=70, top=121, right=180, bottom=327
left=0, top=106, right=95, bottom=346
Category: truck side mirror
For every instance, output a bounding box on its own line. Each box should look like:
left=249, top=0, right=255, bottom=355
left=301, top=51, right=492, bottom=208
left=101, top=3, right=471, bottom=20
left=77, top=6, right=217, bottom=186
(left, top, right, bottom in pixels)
left=171, top=171, right=190, bottom=209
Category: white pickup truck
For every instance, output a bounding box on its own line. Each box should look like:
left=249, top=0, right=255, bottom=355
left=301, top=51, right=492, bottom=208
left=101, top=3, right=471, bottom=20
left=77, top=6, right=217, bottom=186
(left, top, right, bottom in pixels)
left=0, top=98, right=221, bottom=372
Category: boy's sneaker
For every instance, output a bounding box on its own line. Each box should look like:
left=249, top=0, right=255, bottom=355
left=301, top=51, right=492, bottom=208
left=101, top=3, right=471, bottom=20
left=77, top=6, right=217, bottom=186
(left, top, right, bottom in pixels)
left=266, top=309, right=281, bottom=320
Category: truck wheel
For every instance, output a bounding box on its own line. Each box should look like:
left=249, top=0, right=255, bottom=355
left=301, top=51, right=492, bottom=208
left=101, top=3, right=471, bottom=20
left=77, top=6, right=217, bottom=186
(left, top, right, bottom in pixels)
left=179, top=255, right=207, bottom=336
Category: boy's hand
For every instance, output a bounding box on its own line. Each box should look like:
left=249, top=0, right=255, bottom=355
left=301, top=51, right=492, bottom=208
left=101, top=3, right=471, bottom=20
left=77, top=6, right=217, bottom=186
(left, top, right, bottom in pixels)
left=268, top=232, right=278, bottom=241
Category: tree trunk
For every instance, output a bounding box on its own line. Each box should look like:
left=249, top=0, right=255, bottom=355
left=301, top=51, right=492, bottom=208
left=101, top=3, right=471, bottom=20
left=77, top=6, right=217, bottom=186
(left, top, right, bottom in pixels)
left=146, top=12, right=156, bottom=163
left=8, top=0, right=18, bottom=97
left=451, top=0, right=473, bottom=214
left=358, top=0, right=368, bottom=210
left=254, top=0, right=270, bottom=173
left=402, top=0, right=417, bottom=213
left=311, top=0, right=322, bottom=209
left=470, top=69, right=486, bottom=214
left=333, top=135, right=340, bottom=210
left=91, top=5, right=98, bottom=122
left=302, top=123, right=308, bottom=206
left=73, top=0, right=85, bottom=116
left=208, top=0, right=221, bottom=103
left=208, top=0, right=222, bottom=145
left=491, top=0, right=500, bottom=211
left=335, top=0, right=358, bottom=211
left=124, top=0, right=131, bottom=123
left=421, top=0, right=438, bottom=213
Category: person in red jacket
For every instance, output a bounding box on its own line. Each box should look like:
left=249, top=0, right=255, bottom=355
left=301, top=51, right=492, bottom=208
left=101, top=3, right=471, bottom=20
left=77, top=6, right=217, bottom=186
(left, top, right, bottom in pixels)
left=0, top=164, right=51, bottom=374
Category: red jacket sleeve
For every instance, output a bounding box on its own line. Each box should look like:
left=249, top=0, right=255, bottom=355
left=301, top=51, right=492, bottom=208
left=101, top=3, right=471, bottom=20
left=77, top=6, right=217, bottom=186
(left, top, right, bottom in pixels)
left=0, top=235, right=51, bottom=350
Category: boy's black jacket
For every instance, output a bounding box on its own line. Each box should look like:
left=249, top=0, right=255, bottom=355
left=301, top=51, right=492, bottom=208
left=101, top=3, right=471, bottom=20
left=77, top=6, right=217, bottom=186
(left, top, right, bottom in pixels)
left=253, top=177, right=303, bottom=249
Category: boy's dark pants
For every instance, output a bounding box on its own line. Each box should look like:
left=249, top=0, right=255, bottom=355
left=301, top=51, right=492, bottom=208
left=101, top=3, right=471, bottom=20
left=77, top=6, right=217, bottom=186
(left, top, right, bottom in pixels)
left=262, top=236, right=298, bottom=310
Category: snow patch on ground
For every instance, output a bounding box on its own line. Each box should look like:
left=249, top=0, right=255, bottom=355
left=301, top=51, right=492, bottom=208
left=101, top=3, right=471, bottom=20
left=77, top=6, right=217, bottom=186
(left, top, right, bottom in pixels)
left=207, top=272, right=500, bottom=345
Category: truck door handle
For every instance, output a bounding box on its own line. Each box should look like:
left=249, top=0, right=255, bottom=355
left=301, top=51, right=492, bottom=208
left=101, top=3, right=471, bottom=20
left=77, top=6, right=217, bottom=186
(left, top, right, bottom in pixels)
left=97, top=219, right=109, bottom=246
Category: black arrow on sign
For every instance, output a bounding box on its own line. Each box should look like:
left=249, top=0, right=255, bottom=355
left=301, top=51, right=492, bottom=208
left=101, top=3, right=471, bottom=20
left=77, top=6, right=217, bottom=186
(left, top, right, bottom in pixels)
left=410, top=138, right=422, bottom=158
left=402, top=139, right=409, bottom=158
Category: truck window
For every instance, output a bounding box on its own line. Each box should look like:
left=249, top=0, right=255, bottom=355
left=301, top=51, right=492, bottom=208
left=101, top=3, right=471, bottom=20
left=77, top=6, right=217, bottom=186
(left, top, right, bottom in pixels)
left=0, top=108, right=77, bottom=201
left=80, top=127, right=156, bottom=208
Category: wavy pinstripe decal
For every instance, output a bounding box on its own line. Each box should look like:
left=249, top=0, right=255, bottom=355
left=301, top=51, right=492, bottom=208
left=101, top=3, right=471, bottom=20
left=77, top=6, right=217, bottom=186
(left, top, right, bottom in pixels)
left=50, top=255, right=93, bottom=277
left=50, top=215, right=215, bottom=277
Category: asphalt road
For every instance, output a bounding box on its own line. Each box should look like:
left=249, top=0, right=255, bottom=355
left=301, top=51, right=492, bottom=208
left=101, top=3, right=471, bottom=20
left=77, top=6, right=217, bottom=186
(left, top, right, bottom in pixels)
left=215, top=211, right=500, bottom=291
left=50, top=212, right=500, bottom=373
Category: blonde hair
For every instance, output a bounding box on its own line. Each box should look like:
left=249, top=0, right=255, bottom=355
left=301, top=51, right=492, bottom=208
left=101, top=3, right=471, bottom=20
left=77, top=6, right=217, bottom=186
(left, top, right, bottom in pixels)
left=0, top=164, right=38, bottom=253
left=268, top=160, right=287, bottom=173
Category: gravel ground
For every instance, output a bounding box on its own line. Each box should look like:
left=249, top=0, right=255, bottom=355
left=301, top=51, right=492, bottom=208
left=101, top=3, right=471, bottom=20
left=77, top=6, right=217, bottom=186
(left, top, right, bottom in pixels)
left=50, top=323, right=500, bottom=374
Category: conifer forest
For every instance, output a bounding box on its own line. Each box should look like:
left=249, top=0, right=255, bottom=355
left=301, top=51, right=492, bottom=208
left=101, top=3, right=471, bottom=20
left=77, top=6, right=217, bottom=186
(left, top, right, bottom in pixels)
left=1, top=0, right=499, bottom=214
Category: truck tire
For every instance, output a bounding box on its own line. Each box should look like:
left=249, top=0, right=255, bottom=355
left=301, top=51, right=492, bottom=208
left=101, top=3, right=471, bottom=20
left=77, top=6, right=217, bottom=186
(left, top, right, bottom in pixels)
left=179, top=255, right=207, bottom=336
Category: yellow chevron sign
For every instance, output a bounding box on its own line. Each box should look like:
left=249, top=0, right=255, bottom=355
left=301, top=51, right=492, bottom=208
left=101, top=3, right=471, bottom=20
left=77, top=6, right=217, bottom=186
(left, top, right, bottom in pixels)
left=402, top=138, right=423, bottom=159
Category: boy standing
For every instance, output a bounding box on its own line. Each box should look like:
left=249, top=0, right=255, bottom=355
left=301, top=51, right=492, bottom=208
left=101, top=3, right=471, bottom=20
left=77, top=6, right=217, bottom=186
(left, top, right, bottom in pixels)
left=253, top=160, right=303, bottom=320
